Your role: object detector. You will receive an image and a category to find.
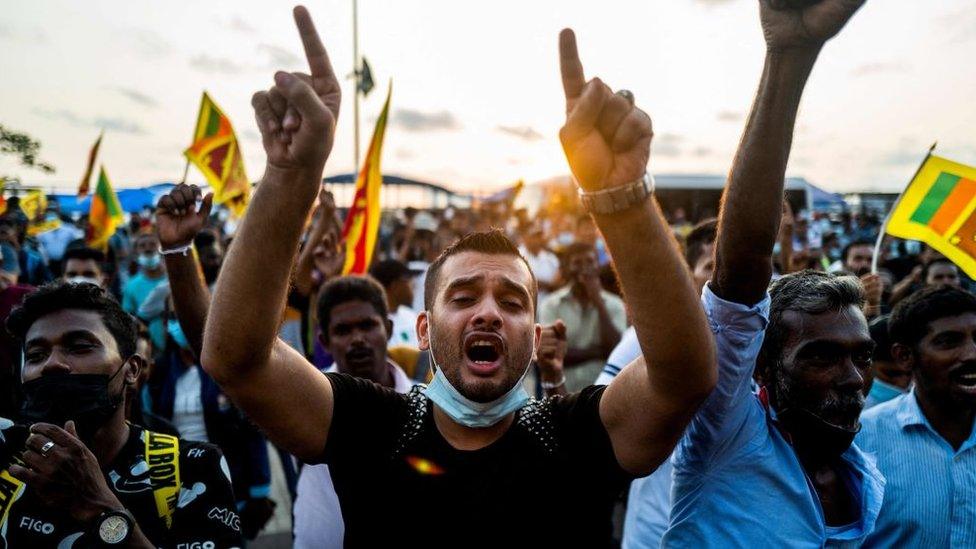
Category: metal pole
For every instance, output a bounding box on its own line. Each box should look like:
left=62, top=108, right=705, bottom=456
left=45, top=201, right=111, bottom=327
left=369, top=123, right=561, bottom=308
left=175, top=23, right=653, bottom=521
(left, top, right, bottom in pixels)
left=352, top=0, right=361, bottom=176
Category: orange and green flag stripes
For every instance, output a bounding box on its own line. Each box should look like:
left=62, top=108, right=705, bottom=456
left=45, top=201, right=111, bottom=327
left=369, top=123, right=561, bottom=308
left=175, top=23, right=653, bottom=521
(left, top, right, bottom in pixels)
left=86, top=166, right=124, bottom=251
left=886, top=154, right=976, bottom=277
left=184, top=92, right=250, bottom=217
left=341, top=83, right=392, bottom=275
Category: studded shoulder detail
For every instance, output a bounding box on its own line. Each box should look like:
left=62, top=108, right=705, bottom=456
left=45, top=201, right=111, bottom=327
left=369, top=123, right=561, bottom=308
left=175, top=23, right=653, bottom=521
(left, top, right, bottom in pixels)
left=516, top=398, right=559, bottom=456
left=393, top=384, right=430, bottom=458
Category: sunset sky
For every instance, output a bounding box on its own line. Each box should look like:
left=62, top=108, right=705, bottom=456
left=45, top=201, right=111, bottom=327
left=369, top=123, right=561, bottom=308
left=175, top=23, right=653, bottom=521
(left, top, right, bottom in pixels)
left=2, top=0, right=974, bottom=195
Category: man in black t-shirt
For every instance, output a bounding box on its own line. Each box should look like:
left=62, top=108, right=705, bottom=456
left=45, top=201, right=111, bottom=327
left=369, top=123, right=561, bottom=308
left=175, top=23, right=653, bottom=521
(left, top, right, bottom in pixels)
left=2, top=282, right=242, bottom=547
left=203, top=6, right=717, bottom=547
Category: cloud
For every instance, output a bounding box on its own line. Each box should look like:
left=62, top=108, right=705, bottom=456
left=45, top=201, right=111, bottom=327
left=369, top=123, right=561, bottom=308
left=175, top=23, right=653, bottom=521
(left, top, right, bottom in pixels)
left=228, top=15, right=257, bottom=34
left=257, top=44, right=302, bottom=68
left=395, top=148, right=416, bottom=160
left=33, top=108, right=145, bottom=135
left=132, top=30, right=171, bottom=58
left=694, top=0, right=737, bottom=5
left=654, top=133, right=684, bottom=157
left=114, top=87, right=158, bottom=108
left=241, top=129, right=261, bottom=142
left=716, top=110, right=742, bottom=123
left=189, top=54, right=245, bottom=74
left=391, top=109, right=461, bottom=132
left=851, top=62, right=909, bottom=77
left=692, top=146, right=712, bottom=157
left=496, top=125, right=544, bottom=142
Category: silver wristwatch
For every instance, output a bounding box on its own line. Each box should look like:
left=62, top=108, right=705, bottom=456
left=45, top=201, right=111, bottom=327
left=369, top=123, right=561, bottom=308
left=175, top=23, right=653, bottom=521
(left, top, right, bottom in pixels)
left=91, top=509, right=134, bottom=545
left=578, top=173, right=655, bottom=215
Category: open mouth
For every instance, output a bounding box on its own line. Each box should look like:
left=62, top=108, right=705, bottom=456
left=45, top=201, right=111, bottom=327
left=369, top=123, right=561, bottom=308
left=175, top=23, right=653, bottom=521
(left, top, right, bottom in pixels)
left=463, top=333, right=504, bottom=375
left=950, top=362, right=976, bottom=390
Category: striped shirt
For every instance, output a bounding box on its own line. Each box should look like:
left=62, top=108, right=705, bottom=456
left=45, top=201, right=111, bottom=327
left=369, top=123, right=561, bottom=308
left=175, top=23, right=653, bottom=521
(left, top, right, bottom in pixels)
left=857, top=391, right=976, bottom=548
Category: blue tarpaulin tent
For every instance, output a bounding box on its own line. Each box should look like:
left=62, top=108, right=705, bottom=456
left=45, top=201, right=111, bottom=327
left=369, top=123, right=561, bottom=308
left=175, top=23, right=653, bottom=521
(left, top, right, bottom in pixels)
left=52, top=183, right=176, bottom=215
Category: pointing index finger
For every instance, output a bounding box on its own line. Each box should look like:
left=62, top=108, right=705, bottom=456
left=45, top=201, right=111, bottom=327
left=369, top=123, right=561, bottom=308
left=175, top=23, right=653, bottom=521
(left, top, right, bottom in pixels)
left=559, top=28, right=585, bottom=101
left=294, top=5, right=335, bottom=82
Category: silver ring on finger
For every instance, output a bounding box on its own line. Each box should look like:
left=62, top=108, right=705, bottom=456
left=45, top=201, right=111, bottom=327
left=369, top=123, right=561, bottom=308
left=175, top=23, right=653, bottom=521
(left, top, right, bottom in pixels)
left=40, top=441, right=56, bottom=456
left=616, top=89, right=635, bottom=106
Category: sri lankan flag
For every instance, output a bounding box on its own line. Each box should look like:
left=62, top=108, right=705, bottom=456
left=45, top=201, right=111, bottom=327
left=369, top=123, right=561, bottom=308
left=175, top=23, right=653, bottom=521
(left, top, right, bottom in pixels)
left=885, top=153, right=976, bottom=278
left=341, top=84, right=392, bottom=275
left=86, top=166, right=124, bottom=251
left=184, top=92, right=249, bottom=217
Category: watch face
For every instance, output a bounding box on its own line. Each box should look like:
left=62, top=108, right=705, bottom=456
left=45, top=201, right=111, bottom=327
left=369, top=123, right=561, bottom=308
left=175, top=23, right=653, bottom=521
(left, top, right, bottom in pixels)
left=99, top=514, right=130, bottom=545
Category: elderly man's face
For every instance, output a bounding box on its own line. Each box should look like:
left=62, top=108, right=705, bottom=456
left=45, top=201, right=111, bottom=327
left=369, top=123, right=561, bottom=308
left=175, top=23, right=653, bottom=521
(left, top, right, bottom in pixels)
left=771, top=305, right=873, bottom=431
left=419, top=252, right=539, bottom=403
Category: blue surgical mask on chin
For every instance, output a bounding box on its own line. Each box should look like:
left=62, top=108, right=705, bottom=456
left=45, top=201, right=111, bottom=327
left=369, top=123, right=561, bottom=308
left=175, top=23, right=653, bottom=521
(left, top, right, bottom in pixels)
left=137, top=253, right=161, bottom=270
left=422, top=322, right=531, bottom=429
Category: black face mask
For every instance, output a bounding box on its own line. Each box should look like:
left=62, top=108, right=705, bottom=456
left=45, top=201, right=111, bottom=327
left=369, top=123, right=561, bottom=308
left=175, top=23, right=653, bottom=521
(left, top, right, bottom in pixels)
left=19, top=363, right=127, bottom=442
left=777, top=406, right=860, bottom=462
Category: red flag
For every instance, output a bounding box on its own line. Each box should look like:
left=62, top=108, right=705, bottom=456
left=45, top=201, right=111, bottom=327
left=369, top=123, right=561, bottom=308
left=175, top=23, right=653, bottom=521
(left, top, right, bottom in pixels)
left=77, top=132, right=103, bottom=198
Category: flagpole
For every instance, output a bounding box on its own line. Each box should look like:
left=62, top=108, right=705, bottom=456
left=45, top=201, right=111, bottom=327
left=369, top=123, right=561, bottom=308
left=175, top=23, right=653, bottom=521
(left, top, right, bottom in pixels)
left=871, top=141, right=937, bottom=274
left=180, top=159, right=190, bottom=185
left=352, top=0, right=361, bottom=175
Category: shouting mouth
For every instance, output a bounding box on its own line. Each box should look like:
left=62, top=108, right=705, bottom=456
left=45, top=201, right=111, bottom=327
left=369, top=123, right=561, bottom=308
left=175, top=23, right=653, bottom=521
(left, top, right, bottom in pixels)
left=463, top=332, right=505, bottom=376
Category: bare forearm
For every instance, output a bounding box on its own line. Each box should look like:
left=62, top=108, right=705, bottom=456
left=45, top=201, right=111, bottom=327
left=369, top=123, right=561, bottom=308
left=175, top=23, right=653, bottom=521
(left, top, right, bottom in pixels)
left=204, top=166, right=320, bottom=379
left=165, top=254, right=210, bottom=358
left=595, top=198, right=715, bottom=397
left=715, top=50, right=819, bottom=303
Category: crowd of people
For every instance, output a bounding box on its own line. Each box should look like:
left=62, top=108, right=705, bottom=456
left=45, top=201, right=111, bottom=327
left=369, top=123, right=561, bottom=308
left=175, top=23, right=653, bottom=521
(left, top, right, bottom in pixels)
left=1, top=0, right=974, bottom=547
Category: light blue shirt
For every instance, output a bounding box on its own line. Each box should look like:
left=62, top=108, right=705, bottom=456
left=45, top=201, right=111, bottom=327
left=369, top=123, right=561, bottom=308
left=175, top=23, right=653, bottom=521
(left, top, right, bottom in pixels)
left=663, top=286, right=885, bottom=548
left=857, top=391, right=976, bottom=548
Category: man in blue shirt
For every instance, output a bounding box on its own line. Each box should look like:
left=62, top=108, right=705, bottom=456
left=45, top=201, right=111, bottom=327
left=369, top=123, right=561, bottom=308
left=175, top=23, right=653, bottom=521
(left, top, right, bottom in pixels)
left=858, top=285, right=976, bottom=547
left=663, top=0, right=885, bottom=546
left=122, top=232, right=168, bottom=349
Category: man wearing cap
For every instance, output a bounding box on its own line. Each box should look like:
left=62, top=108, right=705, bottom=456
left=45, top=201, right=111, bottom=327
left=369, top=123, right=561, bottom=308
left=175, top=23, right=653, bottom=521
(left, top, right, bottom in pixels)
left=369, top=259, right=420, bottom=348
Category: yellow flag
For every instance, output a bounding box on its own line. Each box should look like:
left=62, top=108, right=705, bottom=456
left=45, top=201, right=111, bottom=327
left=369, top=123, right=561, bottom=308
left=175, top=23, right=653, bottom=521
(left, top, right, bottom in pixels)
left=184, top=92, right=250, bottom=217
left=341, top=84, right=392, bottom=274
left=885, top=154, right=976, bottom=278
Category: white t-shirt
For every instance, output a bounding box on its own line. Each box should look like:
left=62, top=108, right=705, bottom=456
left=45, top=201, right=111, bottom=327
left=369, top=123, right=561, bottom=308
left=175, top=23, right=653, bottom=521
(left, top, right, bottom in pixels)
left=388, top=305, right=419, bottom=347
left=293, top=362, right=415, bottom=549
left=172, top=366, right=208, bottom=443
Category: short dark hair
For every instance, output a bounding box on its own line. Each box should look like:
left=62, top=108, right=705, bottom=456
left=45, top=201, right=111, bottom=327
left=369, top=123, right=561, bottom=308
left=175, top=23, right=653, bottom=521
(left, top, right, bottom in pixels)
left=562, top=241, right=596, bottom=262
left=63, top=246, right=105, bottom=263
left=6, top=282, right=138, bottom=358
left=869, top=315, right=893, bottom=362
left=423, top=229, right=537, bottom=310
left=317, top=276, right=389, bottom=342
left=889, top=285, right=976, bottom=348
left=760, top=270, right=865, bottom=372
left=921, top=257, right=957, bottom=280
left=842, top=239, right=874, bottom=263
left=685, top=218, right=718, bottom=270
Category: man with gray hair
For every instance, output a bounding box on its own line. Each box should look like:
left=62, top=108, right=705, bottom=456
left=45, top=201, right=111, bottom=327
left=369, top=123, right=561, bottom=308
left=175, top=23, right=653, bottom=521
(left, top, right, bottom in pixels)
left=662, top=0, right=885, bottom=546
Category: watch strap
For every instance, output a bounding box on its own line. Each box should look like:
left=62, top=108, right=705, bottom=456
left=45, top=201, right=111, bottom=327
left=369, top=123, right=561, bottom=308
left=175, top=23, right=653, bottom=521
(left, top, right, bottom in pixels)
left=578, top=173, right=655, bottom=215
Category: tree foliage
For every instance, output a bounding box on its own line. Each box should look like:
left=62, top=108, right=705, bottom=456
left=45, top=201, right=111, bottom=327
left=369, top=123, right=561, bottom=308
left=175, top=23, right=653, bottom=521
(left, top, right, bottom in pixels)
left=0, top=124, right=56, bottom=175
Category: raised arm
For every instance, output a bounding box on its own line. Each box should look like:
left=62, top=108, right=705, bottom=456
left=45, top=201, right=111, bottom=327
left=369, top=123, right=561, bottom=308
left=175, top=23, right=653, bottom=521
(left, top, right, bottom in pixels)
left=556, top=30, right=716, bottom=475
left=714, top=0, right=866, bottom=303
left=201, top=5, right=341, bottom=461
left=155, top=184, right=213, bottom=358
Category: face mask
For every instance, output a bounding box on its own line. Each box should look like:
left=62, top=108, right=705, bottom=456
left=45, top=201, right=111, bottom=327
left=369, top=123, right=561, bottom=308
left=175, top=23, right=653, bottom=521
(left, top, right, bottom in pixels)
left=19, top=363, right=127, bottom=441
left=422, top=318, right=531, bottom=428
left=66, top=276, right=101, bottom=287
left=137, top=253, right=161, bottom=270
left=167, top=318, right=190, bottom=350
left=776, top=406, right=860, bottom=461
